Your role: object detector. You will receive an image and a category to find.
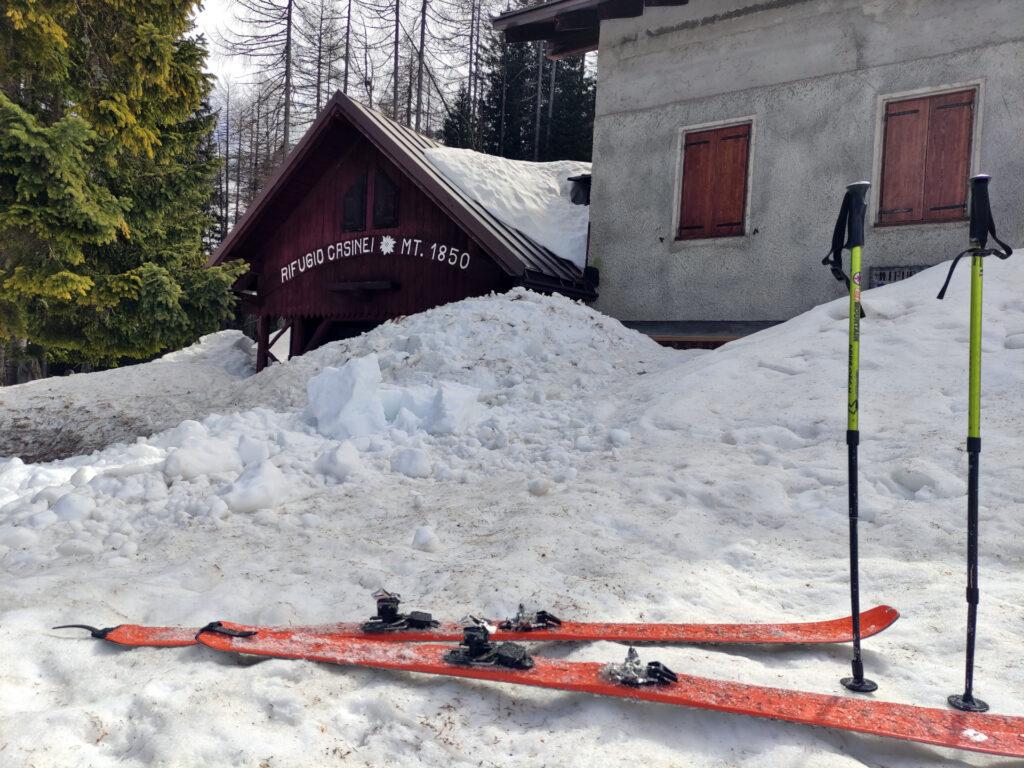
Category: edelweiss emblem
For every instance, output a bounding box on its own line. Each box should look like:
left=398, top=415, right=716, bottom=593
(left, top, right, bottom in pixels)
left=380, top=235, right=396, bottom=255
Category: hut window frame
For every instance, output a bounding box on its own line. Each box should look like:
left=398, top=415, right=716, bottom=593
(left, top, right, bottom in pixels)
left=343, top=174, right=367, bottom=232
left=373, top=171, right=400, bottom=229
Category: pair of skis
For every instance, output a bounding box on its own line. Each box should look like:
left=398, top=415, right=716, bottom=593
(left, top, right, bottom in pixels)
left=56, top=593, right=1024, bottom=757
left=54, top=592, right=1024, bottom=757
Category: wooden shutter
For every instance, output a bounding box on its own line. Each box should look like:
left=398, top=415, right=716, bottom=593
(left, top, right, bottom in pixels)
left=879, top=97, right=929, bottom=224
left=372, top=171, right=400, bottom=228
left=712, top=124, right=750, bottom=237
left=922, top=89, right=974, bottom=221
left=343, top=174, right=367, bottom=232
left=677, top=124, right=750, bottom=240
left=879, top=89, right=975, bottom=225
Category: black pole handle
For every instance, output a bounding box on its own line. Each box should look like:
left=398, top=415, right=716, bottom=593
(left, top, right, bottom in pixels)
left=845, top=180, right=870, bottom=249
left=937, top=175, right=1013, bottom=300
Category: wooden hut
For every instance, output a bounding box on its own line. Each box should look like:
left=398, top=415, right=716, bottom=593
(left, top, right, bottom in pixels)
left=209, top=92, right=597, bottom=371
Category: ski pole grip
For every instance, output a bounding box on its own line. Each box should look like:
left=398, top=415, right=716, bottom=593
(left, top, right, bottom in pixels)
left=845, top=181, right=870, bottom=249
left=969, top=174, right=992, bottom=250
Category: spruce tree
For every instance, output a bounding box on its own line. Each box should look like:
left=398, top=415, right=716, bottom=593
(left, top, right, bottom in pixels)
left=0, top=0, right=244, bottom=368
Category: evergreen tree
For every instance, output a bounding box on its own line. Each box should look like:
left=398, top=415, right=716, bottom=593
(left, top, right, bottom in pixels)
left=544, top=56, right=595, bottom=162
left=0, top=0, right=244, bottom=369
left=440, top=84, right=476, bottom=149
left=477, top=29, right=538, bottom=160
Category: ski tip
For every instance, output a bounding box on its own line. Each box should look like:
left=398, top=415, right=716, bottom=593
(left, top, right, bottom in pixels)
left=860, top=605, right=900, bottom=638
left=52, top=623, right=114, bottom=639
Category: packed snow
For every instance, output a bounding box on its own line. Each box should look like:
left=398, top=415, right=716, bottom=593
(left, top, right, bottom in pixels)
left=2, top=262, right=1024, bottom=765
left=425, top=146, right=592, bottom=269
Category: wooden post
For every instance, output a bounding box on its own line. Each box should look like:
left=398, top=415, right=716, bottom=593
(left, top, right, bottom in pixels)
left=256, top=315, right=269, bottom=372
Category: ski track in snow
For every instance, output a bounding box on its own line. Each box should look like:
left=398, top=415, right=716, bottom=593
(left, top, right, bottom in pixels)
left=1, top=268, right=1023, bottom=766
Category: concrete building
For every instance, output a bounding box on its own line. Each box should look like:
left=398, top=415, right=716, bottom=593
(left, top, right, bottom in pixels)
left=495, top=0, right=1024, bottom=341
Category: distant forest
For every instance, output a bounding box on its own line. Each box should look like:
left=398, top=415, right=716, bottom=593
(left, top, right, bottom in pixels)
left=210, top=0, right=596, bottom=241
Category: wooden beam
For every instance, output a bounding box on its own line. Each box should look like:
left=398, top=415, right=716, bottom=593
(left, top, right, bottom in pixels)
left=504, top=21, right=558, bottom=43
left=328, top=280, right=398, bottom=292
left=303, top=319, right=335, bottom=354
left=599, top=0, right=645, bottom=20
left=554, top=9, right=599, bottom=31
left=256, top=315, right=269, bottom=372
left=547, top=31, right=600, bottom=59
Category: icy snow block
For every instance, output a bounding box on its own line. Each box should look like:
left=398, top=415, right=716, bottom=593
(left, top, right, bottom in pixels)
left=221, top=460, right=288, bottom=514
left=391, top=448, right=432, bottom=478
left=52, top=493, right=96, bottom=522
left=163, top=437, right=242, bottom=480
left=411, top=526, right=440, bottom=553
left=306, top=355, right=388, bottom=440
left=314, top=441, right=363, bottom=481
left=424, top=383, right=481, bottom=436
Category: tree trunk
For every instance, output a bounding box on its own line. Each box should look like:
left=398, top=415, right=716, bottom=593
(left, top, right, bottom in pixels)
left=343, top=0, right=352, bottom=93
left=393, top=0, right=401, bottom=120
left=283, top=0, right=294, bottom=151
left=414, top=0, right=428, bottom=131
left=545, top=60, right=557, bottom=160
left=533, top=45, right=544, bottom=161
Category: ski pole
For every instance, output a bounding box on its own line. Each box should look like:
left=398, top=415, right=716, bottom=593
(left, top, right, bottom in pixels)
left=937, top=174, right=1012, bottom=713
left=822, top=180, right=877, bottom=693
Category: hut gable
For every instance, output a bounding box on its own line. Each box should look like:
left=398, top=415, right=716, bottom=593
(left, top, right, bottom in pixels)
left=210, top=92, right=596, bottom=368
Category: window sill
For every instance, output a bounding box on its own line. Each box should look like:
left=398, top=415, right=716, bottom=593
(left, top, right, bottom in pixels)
left=873, top=218, right=968, bottom=230
left=670, top=233, right=751, bottom=251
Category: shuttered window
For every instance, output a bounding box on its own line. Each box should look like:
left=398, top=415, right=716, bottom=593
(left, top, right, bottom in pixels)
left=343, top=174, right=367, bottom=232
left=677, top=123, right=750, bottom=240
left=373, top=171, right=400, bottom=228
left=878, top=89, right=975, bottom=226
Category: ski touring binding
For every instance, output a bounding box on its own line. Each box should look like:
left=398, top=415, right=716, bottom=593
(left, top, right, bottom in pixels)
left=603, top=647, right=678, bottom=687
left=444, top=624, right=534, bottom=670
left=498, top=604, right=562, bottom=632
left=361, top=589, right=440, bottom=633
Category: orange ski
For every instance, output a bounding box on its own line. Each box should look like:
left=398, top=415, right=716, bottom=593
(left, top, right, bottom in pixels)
left=53, top=604, right=898, bottom=648
left=196, top=621, right=1024, bottom=759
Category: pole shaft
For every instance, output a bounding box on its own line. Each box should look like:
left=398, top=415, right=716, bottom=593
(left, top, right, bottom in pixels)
left=962, top=252, right=984, bottom=700
left=847, top=244, right=863, bottom=663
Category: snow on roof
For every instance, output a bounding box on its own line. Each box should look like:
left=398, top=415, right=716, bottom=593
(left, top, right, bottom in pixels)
left=425, top=147, right=591, bottom=270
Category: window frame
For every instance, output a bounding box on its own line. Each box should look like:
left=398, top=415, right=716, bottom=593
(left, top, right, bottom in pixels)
left=342, top=173, right=368, bottom=233
left=871, top=82, right=983, bottom=229
left=672, top=116, right=756, bottom=244
left=372, top=170, right=400, bottom=229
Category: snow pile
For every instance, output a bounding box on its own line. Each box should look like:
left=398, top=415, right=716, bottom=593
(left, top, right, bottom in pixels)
left=2, top=261, right=1024, bottom=766
left=425, top=146, right=591, bottom=269
left=0, top=330, right=255, bottom=462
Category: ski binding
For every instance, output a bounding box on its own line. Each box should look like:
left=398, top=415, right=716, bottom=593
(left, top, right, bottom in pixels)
left=603, top=647, right=678, bottom=687
left=498, top=603, right=562, bottom=632
left=444, top=624, right=534, bottom=670
left=361, top=589, right=440, bottom=633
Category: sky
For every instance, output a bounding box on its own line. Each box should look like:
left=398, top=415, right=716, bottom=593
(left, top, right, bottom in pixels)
left=194, top=0, right=250, bottom=85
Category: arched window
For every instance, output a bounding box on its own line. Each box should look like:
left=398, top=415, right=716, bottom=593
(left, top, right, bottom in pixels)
left=373, top=171, right=399, bottom=228
left=343, top=174, right=367, bottom=232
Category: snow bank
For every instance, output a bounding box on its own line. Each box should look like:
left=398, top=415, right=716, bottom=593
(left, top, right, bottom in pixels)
left=3, top=260, right=1024, bottom=766
left=0, top=331, right=255, bottom=462
left=425, top=146, right=591, bottom=269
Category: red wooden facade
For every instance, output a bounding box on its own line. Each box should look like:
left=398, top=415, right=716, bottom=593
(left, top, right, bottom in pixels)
left=210, top=93, right=595, bottom=371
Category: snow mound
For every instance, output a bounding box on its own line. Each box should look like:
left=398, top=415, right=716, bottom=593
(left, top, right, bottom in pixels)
left=4, top=259, right=1024, bottom=766
left=0, top=331, right=255, bottom=462
left=425, top=146, right=591, bottom=269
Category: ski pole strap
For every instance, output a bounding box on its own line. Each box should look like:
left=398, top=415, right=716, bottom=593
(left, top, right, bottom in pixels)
left=937, top=175, right=1012, bottom=300
left=822, top=191, right=855, bottom=287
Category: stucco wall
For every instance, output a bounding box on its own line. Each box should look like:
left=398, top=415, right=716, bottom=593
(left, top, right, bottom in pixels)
left=589, top=0, right=1024, bottom=321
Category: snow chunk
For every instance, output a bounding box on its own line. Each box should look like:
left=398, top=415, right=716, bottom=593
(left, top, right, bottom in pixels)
left=221, top=461, right=289, bottom=513
left=52, top=493, right=96, bottom=522
left=527, top=478, right=553, bottom=496
left=424, top=147, right=591, bottom=269
left=314, top=442, right=363, bottom=482
left=411, top=526, right=440, bottom=553
left=306, top=355, right=388, bottom=440
left=390, top=448, right=432, bottom=478
left=164, top=437, right=242, bottom=481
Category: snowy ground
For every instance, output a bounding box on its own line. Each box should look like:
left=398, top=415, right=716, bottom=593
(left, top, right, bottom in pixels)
left=1, top=263, right=1023, bottom=766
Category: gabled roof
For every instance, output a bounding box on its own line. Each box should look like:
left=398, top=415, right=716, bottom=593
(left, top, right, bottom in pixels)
left=492, top=0, right=689, bottom=59
left=210, top=91, right=592, bottom=297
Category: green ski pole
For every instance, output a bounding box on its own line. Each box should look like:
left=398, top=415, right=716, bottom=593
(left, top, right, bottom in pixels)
left=822, top=180, right=877, bottom=693
left=937, top=174, right=1013, bottom=713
